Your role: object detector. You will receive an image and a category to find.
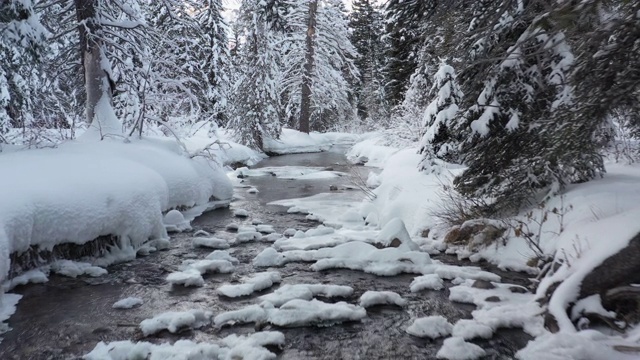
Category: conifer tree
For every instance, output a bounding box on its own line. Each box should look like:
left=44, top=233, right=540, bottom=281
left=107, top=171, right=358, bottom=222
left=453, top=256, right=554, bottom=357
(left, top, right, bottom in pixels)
left=418, top=61, right=464, bottom=172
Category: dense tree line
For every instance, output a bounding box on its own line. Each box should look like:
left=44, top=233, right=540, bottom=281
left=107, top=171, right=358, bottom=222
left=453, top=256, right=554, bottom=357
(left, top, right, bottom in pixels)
left=2, top=0, right=639, bottom=217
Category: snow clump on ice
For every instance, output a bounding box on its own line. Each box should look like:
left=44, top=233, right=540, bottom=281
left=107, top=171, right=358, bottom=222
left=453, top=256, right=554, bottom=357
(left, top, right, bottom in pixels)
left=436, top=336, right=486, bottom=360
left=215, top=299, right=366, bottom=328
left=406, top=315, right=453, bottom=339
left=50, top=260, right=107, bottom=278
left=85, top=331, right=285, bottom=360
left=359, top=291, right=407, bottom=308
left=411, top=274, right=445, bottom=292
left=233, top=209, right=249, bottom=218
left=217, top=272, right=282, bottom=298
left=139, top=309, right=212, bottom=336
left=112, top=297, right=143, bottom=309
left=192, top=236, right=230, bottom=249
left=163, top=210, right=191, bottom=232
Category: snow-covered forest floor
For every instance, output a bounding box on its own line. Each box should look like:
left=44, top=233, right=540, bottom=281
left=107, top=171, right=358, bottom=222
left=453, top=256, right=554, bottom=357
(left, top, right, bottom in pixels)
left=0, top=129, right=639, bottom=359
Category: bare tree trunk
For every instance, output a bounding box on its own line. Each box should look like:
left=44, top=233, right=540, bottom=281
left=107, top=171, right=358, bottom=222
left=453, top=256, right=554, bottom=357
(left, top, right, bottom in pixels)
left=299, top=0, right=317, bottom=134
left=74, top=0, right=111, bottom=126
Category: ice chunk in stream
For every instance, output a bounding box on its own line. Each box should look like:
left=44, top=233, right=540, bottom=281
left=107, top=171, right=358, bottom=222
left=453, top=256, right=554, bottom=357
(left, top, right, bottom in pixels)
left=261, top=233, right=283, bottom=242
left=166, top=268, right=204, bottom=287
left=253, top=247, right=286, bottom=267
left=226, top=222, right=240, bottom=231
left=215, top=299, right=366, bottom=328
left=238, top=225, right=257, bottom=233
left=436, top=336, right=486, bottom=360
left=406, top=315, right=453, bottom=339
left=206, top=250, right=239, bottom=264
left=139, top=309, right=212, bottom=336
left=268, top=299, right=366, bottom=327
left=411, top=274, right=445, bottom=292
left=179, top=259, right=235, bottom=274
left=256, top=224, right=276, bottom=234
left=233, top=209, right=249, bottom=218
left=236, top=231, right=263, bottom=242
left=192, top=237, right=230, bottom=249
left=451, top=319, right=494, bottom=340
left=214, top=304, right=268, bottom=326
left=359, top=291, right=407, bottom=308
left=50, top=260, right=107, bottom=278
left=218, top=272, right=282, bottom=298
left=84, top=331, right=285, bottom=360
left=375, top=218, right=419, bottom=251
left=0, top=293, right=22, bottom=335
left=283, top=228, right=297, bottom=237
left=112, top=297, right=143, bottom=309
left=305, top=225, right=334, bottom=237
left=163, top=209, right=191, bottom=232
left=246, top=187, right=259, bottom=194
left=3, top=269, right=48, bottom=291
left=259, top=284, right=354, bottom=307
left=293, top=230, right=306, bottom=238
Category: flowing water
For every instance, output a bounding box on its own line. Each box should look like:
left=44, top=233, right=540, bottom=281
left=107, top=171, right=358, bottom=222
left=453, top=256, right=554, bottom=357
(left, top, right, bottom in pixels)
left=0, top=147, right=531, bottom=359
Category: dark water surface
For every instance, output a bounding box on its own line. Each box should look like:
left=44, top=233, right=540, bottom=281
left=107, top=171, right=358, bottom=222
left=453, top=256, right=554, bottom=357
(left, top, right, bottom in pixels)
left=0, top=148, right=531, bottom=359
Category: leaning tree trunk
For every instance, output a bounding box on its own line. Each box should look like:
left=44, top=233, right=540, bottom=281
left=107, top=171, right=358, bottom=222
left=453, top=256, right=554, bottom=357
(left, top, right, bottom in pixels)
left=74, top=0, right=111, bottom=126
left=298, top=0, right=317, bottom=134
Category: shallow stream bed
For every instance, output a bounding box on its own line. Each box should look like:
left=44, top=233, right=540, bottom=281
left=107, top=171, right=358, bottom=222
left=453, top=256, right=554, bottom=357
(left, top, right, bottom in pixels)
left=0, top=148, right=531, bottom=359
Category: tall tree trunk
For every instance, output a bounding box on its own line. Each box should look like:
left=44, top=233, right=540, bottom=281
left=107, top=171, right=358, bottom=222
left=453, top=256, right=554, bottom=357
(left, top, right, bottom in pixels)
left=74, top=0, right=111, bottom=126
left=299, top=0, right=317, bottom=134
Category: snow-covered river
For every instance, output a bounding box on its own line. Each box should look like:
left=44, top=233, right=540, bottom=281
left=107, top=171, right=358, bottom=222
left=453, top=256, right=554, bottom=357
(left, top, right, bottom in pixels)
left=0, top=148, right=531, bottom=359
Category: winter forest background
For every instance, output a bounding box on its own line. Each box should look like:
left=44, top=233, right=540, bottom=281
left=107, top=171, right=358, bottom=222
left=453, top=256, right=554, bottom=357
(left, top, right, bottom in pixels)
left=2, top=0, right=640, bottom=221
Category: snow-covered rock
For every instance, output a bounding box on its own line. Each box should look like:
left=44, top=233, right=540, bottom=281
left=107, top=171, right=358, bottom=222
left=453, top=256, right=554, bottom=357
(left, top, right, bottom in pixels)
left=217, top=272, right=282, bottom=298
left=0, top=138, right=233, bottom=286
left=451, top=319, right=494, bottom=340
left=260, top=284, right=354, bottom=307
left=85, top=332, right=284, bottom=360
left=192, top=237, right=230, bottom=249
left=359, top=291, right=407, bottom=308
left=406, top=316, right=453, bottom=339
left=50, top=260, right=107, bottom=278
left=375, top=218, right=419, bottom=250
left=411, top=274, right=445, bottom=292
left=233, top=209, right=249, bottom=218
left=205, top=250, right=239, bottom=264
left=436, top=336, right=486, bottom=360
left=163, top=210, right=191, bottom=232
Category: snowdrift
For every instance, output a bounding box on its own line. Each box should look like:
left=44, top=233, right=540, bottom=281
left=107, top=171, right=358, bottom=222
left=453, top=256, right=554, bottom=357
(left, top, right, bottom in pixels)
left=0, top=138, right=233, bottom=284
left=264, top=128, right=360, bottom=155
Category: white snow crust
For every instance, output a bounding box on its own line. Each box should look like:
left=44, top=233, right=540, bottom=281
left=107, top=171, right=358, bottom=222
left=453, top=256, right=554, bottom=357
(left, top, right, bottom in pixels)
left=139, top=309, right=212, bottom=336
left=436, top=336, right=486, bottom=360
left=85, top=331, right=285, bottom=360
left=217, top=272, right=282, bottom=298
left=358, top=290, right=407, bottom=308
left=112, top=297, right=143, bottom=309
left=0, top=138, right=232, bottom=285
left=406, top=315, right=453, bottom=339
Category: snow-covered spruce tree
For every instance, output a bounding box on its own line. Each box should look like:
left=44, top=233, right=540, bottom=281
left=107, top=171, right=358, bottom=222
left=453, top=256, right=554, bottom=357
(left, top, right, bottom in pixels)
left=193, top=0, right=231, bottom=128
left=453, top=3, right=593, bottom=213
left=348, top=0, right=388, bottom=122
left=0, top=0, right=46, bottom=142
left=382, top=0, right=438, bottom=106
left=129, top=0, right=207, bottom=134
left=418, top=61, right=464, bottom=172
left=228, top=0, right=286, bottom=150
left=281, top=0, right=359, bottom=132
left=556, top=0, right=640, bottom=148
